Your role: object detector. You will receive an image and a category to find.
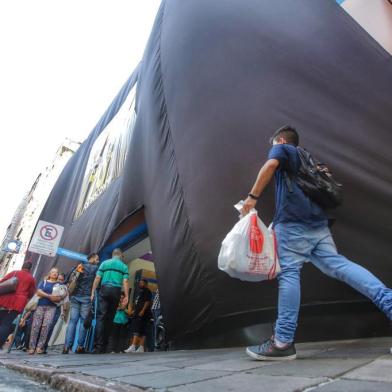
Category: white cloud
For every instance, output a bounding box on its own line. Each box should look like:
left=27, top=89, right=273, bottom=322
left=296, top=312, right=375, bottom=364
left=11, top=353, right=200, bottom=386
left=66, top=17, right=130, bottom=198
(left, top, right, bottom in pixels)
left=0, top=0, right=161, bottom=238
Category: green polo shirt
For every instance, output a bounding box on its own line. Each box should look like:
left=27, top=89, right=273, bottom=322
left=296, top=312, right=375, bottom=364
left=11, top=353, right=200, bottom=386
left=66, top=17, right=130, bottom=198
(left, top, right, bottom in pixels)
left=97, top=257, right=129, bottom=287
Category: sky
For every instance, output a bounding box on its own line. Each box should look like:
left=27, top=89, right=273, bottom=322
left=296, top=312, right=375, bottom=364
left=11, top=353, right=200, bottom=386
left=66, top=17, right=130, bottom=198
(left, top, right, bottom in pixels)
left=0, top=0, right=161, bottom=238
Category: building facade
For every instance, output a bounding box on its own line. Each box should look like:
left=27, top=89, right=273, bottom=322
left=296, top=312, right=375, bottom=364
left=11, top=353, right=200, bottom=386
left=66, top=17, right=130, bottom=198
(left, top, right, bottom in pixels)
left=0, top=139, right=80, bottom=277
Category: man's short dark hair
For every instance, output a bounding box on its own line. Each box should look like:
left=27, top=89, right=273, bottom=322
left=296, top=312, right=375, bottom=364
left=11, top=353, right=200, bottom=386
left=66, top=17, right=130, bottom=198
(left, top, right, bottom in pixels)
left=270, top=125, right=299, bottom=146
left=87, top=253, right=98, bottom=260
left=141, top=278, right=148, bottom=284
left=22, top=261, right=32, bottom=270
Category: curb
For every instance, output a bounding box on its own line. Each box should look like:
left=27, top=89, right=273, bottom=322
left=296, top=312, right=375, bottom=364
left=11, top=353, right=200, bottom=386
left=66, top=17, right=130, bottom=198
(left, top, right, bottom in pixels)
left=3, top=362, right=143, bottom=392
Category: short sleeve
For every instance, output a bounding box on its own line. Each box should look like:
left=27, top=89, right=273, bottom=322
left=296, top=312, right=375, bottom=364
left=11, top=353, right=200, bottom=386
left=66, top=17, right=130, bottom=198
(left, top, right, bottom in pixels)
left=122, top=264, right=129, bottom=279
left=96, top=262, right=105, bottom=277
left=267, top=145, right=288, bottom=168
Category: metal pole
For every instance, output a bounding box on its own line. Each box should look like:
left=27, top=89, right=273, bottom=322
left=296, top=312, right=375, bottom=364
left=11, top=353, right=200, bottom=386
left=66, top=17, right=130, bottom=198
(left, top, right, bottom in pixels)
left=32, top=254, right=42, bottom=278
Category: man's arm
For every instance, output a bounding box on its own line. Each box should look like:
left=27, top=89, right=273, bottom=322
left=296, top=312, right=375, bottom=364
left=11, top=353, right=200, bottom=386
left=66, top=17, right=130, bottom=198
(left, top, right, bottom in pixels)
left=242, top=158, right=280, bottom=215
left=138, top=301, right=151, bottom=317
left=91, top=275, right=101, bottom=301
left=122, top=278, right=129, bottom=305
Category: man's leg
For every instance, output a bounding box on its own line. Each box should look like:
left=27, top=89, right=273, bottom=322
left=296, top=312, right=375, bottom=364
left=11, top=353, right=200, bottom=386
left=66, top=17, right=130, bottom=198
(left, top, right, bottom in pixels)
left=246, top=223, right=311, bottom=360
left=95, top=290, right=110, bottom=352
left=76, top=297, right=91, bottom=349
left=0, top=310, right=19, bottom=348
left=311, top=228, right=392, bottom=319
left=64, top=298, right=81, bottom=351
left=102, top=289, right=121, bottom=351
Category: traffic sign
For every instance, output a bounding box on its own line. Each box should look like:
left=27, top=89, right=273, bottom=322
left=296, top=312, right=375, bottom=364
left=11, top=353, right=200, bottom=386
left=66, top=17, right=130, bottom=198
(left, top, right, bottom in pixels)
left=28, top=220, right=64, bottom=257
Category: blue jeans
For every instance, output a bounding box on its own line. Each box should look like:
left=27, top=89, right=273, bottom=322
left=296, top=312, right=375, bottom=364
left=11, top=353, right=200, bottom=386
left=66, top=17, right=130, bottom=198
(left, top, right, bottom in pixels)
left=274, top=222, right=392, bottom=344
left=64, top=296, right=91, bottom=349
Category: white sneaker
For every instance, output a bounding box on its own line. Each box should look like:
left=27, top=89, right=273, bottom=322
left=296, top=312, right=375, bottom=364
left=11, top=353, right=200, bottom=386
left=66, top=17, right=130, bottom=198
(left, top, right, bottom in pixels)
left=136, top=346, right=145, bottom=353
left=124, top=345, right=137, bottom=353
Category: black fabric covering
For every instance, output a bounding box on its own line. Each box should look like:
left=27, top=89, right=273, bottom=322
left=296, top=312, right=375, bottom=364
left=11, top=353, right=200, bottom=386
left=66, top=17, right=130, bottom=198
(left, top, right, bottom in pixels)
left=32, top=0, right=392, bottom=342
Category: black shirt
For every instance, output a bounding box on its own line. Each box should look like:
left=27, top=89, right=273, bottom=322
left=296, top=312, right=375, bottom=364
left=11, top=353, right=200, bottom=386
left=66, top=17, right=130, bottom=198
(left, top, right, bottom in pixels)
left=133, top=287, right=152, bottom=317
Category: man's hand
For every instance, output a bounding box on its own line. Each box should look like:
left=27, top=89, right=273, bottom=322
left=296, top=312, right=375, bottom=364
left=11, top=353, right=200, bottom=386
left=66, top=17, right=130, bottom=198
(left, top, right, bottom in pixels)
left=241, top=196, right=257, bottom=216
left=122, top=295, right=129, bottom=306
left=90, top=293, right=94, bottom=302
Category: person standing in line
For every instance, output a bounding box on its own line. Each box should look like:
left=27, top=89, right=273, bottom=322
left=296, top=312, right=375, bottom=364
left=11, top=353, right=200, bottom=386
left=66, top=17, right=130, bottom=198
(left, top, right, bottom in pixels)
left=28, top=268, right=64, bottom=354
left=107, top=292, right=130, bottom=353
left=63, top=253, right=99, bottom=354
left=44, top=273, right=69, bottom=353
left=125, top=279, right=152, bottom=353
left=91, top=248, right=129, bottom=354
left=0, top=261, right=36, bottom=349
left=242, top=125, right=392, bottom=361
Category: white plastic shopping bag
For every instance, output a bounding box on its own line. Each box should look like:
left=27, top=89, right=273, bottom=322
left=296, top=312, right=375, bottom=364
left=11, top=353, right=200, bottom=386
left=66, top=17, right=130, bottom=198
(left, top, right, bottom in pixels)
left=218, top=205, right=280, bottom=282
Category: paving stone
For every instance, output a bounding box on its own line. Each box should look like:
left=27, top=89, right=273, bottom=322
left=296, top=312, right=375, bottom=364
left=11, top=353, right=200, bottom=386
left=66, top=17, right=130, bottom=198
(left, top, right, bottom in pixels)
left=250, top=357, right=371, bottom=378
left=169, top=373, right=327, bottom=392
left=66, top=363, right=174, bottom=378
left=312, top=379, right=392, bottom=392
left=188, top=358, right=272, bottom=372
left=115, top=368, right=231, bottom=388
left=343, top=356, right=392, bottom=383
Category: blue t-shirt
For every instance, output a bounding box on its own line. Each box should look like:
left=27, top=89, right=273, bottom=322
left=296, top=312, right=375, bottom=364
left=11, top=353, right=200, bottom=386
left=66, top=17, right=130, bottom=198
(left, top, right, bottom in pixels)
left=37, top=280, right=57, bottom=307
left=268, top=144, right=327, bottom=227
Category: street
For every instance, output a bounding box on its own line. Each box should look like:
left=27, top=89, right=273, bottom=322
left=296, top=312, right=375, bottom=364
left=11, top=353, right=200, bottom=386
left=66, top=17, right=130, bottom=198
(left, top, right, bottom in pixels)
left=1, top=337, right=392, bottom=391
left=0, top=366, right=54, bottom=391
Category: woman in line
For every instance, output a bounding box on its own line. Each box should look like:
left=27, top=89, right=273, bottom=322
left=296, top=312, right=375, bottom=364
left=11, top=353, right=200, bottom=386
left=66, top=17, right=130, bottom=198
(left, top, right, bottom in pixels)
left=28, top=268, right=65, bottom=354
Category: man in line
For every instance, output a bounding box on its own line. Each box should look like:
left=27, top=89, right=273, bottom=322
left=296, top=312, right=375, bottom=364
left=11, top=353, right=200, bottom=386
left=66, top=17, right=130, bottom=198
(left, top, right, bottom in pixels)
left=63, top=253, right=99, bottom=354
left=0, top=261, right=36, bottom=349
left=91, top=248, right=129, bottom=354
left=125, top=278, right=152, bottom=353
left=242, top=125, right=392, bottom=360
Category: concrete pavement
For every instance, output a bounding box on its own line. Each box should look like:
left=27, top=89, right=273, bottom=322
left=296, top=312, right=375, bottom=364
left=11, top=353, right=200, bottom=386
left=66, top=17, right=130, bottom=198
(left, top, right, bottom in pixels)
left=1, top=337, right=392, bottom=391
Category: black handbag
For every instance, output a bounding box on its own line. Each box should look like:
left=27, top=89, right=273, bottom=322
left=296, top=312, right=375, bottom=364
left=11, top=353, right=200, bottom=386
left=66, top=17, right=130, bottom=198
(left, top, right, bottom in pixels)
left=0, top=272, right=18, bottom=295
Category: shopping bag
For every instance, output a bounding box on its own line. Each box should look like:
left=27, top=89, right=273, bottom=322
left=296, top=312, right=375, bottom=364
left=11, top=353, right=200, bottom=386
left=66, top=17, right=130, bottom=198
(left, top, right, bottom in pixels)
left=0, top=273, right=18, bottom=295
left=218, top=208, right=280, bottom=282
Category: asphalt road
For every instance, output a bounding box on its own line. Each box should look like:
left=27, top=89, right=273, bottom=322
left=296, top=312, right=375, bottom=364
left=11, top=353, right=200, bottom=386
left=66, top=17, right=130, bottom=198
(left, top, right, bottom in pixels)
left=0, top=366, right=54, bottom=391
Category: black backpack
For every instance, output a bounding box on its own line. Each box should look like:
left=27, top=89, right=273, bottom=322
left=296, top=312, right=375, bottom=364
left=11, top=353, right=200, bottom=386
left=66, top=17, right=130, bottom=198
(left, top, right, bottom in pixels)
left=284, top=147, right=343, bottom=209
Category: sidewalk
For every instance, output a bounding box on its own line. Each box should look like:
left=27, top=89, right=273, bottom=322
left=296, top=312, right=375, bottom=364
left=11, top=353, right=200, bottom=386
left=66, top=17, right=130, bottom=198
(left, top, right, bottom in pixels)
left=1, top=337, right=392, bottom=391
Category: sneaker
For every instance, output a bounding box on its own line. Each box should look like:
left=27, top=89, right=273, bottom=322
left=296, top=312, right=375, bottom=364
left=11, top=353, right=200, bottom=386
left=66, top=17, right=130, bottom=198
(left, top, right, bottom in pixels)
left=136, top=346, right=144, bottom=353
left=124, top=345, right=137, bottom=353
left=246, top=338, right=296, bottom=361
left=62, top=347, right=69, bottom=355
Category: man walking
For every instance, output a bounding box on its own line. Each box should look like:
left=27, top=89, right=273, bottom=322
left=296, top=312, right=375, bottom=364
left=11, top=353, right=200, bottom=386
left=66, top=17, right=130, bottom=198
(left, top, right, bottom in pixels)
left=63, top=253, right=99, bottom=354
left=242, top=125, right=392, bottom=361
left=91, top=248, right=129, bottom=353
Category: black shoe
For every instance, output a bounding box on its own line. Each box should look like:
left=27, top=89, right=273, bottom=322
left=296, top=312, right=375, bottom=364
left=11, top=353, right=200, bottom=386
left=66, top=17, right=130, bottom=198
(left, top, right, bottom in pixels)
left=91, top=348, right=104, bottom=354
left=246, top=337, right=296, bottom=361
left=62, top=347, right=69, bottom=354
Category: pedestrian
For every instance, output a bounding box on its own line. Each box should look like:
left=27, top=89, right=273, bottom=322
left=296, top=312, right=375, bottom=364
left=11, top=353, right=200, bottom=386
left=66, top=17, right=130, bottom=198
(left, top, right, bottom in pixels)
left=28, top=268, right=65, bottom=354
left=63, top=253, right=99, bottom=354
left=125, top=278, right=152, bottom=353
left=107, top=292, right=130, bottom=353
left=242, top=125, right=392, bottom=361
left=91, top=248, right=129, bottom=353
left=0, top=261, right=36, bottom=349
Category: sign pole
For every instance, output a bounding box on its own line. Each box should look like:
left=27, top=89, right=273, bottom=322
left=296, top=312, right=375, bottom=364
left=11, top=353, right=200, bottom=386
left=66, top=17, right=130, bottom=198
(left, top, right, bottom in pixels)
left=32, top=254, right=42, bottom=278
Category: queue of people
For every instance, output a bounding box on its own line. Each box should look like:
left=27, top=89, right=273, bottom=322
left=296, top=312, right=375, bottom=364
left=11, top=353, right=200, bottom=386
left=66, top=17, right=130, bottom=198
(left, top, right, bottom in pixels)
left=0, top=247, right=153, bottom=355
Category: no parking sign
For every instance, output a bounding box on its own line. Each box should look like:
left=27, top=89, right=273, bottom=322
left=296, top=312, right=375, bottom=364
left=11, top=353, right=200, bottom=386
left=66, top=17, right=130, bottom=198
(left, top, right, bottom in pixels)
left=28, top=220, right=64, bottom=257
